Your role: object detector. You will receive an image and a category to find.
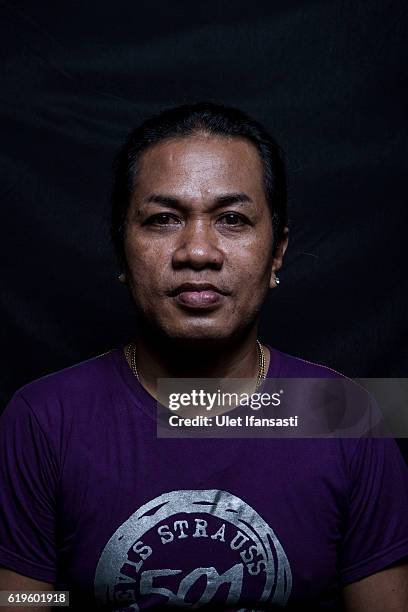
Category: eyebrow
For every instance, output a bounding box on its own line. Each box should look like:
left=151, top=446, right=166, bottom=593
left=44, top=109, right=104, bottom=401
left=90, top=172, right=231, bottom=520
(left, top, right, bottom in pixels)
left=141, top=192, right=254, bottom=210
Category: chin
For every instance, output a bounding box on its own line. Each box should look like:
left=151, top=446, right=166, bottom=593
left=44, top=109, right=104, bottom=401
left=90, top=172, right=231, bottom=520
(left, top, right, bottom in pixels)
left=139, top=306, right=258, bottom=345
left=159, top=316, right=258, bottom=349
left=167, top=324, right=233, bottom=342
left=149, top=316, right=234, bottom=345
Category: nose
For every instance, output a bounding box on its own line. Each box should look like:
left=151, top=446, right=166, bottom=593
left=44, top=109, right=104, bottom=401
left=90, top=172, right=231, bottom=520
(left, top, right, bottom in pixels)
left=172, top=217, right=223, bottom=270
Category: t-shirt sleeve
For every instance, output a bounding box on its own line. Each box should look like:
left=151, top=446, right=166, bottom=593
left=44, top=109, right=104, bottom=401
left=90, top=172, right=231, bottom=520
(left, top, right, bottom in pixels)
left=0, top=391, right=58, bottom=583
left=339, top=436, right=408, bottom=585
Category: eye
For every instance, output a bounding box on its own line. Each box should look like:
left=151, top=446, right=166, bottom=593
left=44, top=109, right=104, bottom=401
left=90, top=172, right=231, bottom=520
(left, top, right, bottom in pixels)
left=218, top=212, right=246, bottom=226
left=146, top=213, right=181, bottom=226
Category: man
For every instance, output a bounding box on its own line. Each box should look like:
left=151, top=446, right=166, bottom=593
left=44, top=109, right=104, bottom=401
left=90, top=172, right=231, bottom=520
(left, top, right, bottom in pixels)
left=1, top=102, right=408, bottom=610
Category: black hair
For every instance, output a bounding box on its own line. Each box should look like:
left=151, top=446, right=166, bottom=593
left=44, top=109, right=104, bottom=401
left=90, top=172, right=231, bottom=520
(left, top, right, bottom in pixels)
left=111, top=101, right=288, bottom=267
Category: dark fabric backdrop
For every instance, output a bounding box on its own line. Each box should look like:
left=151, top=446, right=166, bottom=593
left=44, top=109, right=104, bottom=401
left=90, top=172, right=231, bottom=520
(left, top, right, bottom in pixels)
left=1, top=1, right=407, bottom=455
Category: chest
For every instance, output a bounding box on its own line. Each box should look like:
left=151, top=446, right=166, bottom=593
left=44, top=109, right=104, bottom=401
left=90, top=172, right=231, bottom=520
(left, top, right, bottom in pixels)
left=56, top=427, right=348, bottom=609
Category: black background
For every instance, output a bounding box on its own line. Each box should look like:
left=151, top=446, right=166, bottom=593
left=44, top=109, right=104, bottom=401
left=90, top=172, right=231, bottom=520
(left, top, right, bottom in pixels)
left=1, top=1, right=407, bottom=456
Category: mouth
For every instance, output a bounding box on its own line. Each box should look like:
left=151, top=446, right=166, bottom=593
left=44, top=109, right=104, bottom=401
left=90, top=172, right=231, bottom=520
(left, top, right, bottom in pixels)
left=168, top=283, right=229, bottom=310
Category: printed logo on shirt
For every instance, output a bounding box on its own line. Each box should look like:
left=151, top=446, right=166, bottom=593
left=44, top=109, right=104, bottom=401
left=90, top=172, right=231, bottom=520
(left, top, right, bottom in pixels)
left=94, top=489, right=292, bottom=610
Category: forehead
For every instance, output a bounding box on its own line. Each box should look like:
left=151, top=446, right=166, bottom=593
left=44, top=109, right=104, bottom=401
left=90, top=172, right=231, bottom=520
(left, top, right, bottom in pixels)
left=133, top=134, right=265, bottom=198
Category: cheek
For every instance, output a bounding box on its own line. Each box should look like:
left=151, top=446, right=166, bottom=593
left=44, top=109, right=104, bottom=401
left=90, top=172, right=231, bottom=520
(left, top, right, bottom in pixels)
left=124, top=245, right=156, bottom=299
left=227, top=240, right=271, bottom=285
left=125, top=235, right=167, bottom=274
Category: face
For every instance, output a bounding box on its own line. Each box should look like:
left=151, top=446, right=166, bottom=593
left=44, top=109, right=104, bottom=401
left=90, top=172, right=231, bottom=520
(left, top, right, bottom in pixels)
left=123, top=133, right=288, bottom=342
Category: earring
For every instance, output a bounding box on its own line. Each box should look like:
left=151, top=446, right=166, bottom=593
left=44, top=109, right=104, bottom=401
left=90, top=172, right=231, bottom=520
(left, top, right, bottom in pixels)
left=118, top=272, right=126, bottom=283
left=275, top=275, right=280, bottom=285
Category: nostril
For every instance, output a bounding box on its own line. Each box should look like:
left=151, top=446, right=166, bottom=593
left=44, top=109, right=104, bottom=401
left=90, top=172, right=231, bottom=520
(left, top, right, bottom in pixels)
left=172, top=237, right=224, bottom=270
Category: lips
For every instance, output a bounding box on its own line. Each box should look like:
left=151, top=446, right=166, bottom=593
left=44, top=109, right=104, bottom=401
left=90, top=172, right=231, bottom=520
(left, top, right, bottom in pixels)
left=169, top=283, right=229, bottom=309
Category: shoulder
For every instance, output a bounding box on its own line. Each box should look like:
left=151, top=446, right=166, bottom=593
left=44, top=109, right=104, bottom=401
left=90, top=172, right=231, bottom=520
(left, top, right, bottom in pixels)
left=267, top=345, right=345, bottom=379
left=1, top=348, right=126, bottom=474
left=266, top=345, right=378, bottom=458
left=18, top=348, right=120, bottom=400
left=5, top=348, right=123, bottom=426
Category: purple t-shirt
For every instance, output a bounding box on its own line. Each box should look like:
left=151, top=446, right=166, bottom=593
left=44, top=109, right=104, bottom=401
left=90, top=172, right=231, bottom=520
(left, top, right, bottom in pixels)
left=1, top=344, right=408, bottom=610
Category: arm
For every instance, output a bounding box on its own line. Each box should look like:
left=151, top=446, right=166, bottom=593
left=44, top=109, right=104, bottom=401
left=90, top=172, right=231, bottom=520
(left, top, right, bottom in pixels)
left=343, top=562, right=408, bottom=612
left=0, top=567, right=53, bottom=612
left=339, top=437, right=408, bottom=608
left=0, top=395, right=59, bottom=606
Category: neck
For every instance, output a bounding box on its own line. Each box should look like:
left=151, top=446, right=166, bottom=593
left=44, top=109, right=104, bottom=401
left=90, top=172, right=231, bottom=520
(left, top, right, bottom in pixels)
left=125, top=323, right=270, bottom=399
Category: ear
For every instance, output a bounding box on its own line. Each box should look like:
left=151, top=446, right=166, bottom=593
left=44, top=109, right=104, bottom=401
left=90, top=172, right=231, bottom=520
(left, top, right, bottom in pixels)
left=269, top=226, right=289, bottom=289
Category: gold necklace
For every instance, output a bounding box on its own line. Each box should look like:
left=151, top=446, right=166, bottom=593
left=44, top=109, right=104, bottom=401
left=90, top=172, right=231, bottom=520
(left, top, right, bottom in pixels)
left=125, top=340, right=266, bottom=390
